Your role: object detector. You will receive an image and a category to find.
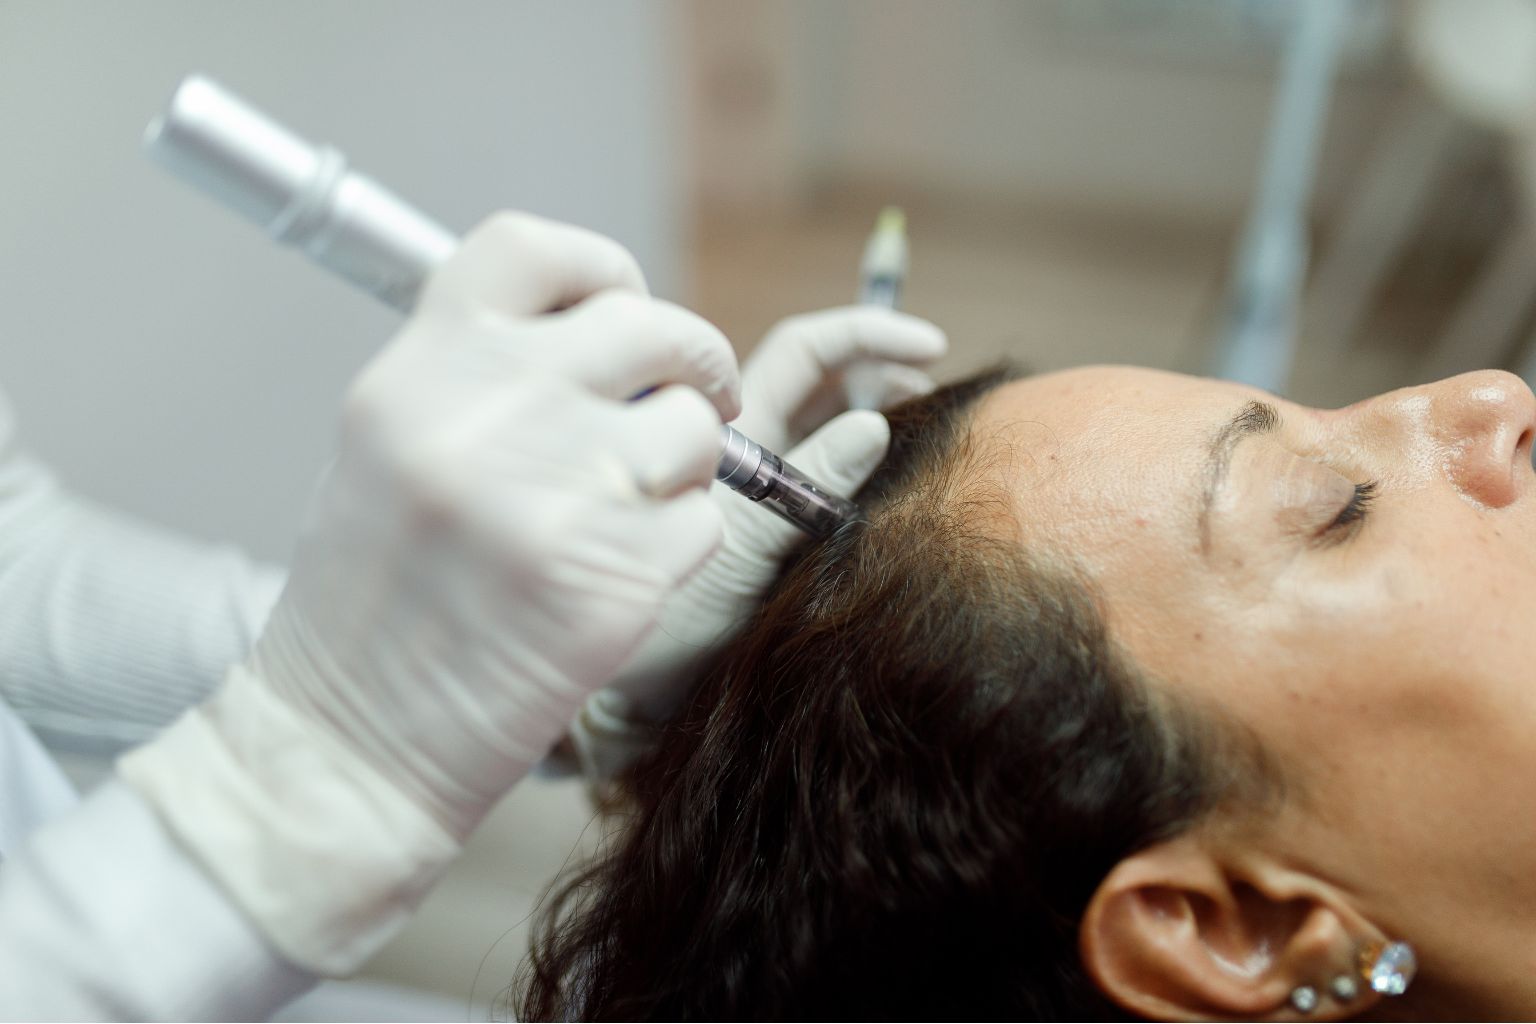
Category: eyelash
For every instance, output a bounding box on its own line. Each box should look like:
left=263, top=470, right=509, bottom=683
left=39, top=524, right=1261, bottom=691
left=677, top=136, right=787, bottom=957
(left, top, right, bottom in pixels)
left=1321, top=480, right=1379, bottom=543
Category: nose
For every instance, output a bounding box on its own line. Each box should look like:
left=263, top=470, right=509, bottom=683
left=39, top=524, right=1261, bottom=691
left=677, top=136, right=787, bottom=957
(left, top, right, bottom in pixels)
left=1423, top=370, right=1536, bottom=508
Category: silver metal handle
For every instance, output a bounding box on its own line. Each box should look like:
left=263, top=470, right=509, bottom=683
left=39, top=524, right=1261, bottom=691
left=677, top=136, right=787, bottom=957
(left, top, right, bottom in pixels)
left=144, top=75, right=456, bottom=312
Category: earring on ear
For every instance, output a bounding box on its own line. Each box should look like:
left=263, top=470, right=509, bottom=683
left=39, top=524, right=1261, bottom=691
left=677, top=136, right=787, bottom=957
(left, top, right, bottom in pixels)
left=1288, top=939, right=1416, bottom=1014
left=1328, top=973, right=1358, bottom=1001
left=1356, top=939, right=1417, bottom=996
left=1288, top=984, right=1319, bottom=1013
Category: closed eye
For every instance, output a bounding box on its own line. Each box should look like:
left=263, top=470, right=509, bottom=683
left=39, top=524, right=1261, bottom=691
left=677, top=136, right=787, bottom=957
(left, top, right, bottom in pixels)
left=1319, top=480, right=1378, bottom=545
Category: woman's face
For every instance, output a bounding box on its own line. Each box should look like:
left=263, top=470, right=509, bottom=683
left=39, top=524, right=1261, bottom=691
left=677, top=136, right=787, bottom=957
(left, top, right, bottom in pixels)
left=976, top=366, right=1536, bottom=1010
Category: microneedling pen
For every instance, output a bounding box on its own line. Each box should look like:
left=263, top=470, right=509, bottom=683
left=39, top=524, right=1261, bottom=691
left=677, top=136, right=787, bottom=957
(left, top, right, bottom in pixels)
left=142, top=75, right=862, bottom=539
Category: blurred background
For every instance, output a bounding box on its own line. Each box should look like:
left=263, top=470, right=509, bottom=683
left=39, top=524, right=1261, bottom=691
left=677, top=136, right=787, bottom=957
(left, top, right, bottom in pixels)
left=2, top=0, right=1534, bottom=1017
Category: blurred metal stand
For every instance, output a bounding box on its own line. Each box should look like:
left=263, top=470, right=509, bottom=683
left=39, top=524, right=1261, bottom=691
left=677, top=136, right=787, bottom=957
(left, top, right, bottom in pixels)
left=1210, top=0, right=1349, bottom=392
left=1299, top=0, right=1536, bottom=388
left=1427, top=215, right=1536, bottom=380
left=1301, top=98, right=1461, bottom=366
left=1398, top=0, right=1536, bottom=386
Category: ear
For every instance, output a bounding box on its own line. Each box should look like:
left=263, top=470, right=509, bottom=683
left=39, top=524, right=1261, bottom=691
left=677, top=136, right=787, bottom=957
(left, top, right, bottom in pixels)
left=1080, top=831, right=1375, bottom=1021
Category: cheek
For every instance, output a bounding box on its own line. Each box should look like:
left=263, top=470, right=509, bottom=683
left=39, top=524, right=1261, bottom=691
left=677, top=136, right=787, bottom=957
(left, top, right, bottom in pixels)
left=1364, top=516, right=1536, bottom=685
left=1264, top=643, right=1536, bottom=933
left=1207, top=534, right=1536, bottom=862
left=1274, top=652, right=1536, bottom=937
left=1133, top=538, right=1526, bottom=786
left=1259, top=569, right=1488, bottom=732
left=1265, top=497, right=1536, bottom=693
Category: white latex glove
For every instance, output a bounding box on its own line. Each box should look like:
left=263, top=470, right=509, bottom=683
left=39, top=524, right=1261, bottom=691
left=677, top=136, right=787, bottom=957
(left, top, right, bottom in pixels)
left=593, top=306, right=947, bottom=729
left=120, top=212, right=740, bottom=973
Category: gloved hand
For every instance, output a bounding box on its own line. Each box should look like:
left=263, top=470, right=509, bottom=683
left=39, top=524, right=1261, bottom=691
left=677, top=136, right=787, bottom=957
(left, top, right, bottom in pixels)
left=120, top=212, right=740, bottom=973
left=590, top=306, right=947, bottom=731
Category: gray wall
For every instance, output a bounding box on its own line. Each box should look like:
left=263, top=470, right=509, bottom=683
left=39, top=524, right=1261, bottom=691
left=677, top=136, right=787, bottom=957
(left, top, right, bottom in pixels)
left=0, top=0, right=684, bottom=561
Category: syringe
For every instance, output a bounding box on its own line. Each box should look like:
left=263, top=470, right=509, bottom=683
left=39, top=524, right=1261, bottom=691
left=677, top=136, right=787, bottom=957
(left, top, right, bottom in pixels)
left=142, top=74, right=862, bottom=539
left=842, top=206, right=908, bottom=410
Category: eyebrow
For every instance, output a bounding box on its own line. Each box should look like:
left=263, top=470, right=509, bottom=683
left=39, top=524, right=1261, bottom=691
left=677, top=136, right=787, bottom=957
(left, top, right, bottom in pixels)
left=1198, top=400, right=1280, bottom=552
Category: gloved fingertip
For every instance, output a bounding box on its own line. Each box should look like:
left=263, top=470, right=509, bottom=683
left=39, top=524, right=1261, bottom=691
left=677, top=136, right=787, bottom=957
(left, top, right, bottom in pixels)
left=623, top=386, right=725, bottom=497
left=860, top=308, right=948, bottom=359
left=717, top=378, right=743, bottom=423
left=648, top=486, right=725, bottom=579
left=790, top=409, right=890, bottom=495
left=696, top=318, right=743, bottom=421
left=876, top=365, right=938, bottom=407
left=923, top=321, right=949, bottom=353
left=895, top=313, right=949, bottom=357
left=846, top=364, right=935, bottom=413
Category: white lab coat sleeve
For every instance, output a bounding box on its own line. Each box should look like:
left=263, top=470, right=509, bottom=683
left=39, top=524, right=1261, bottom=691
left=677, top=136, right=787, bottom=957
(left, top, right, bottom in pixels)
left=0, top=778, right=315, bottom=1021
left=0, top=387, right=286, bottom=756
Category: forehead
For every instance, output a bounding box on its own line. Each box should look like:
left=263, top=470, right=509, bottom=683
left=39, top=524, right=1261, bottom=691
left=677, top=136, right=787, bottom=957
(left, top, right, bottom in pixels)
left=968, top=366, right=1256, bottom=566
left=965, top=366, right=1289, bottom=680
left=976, top=362, right=1246, bottom=429
left=971, top=366, right=1252, bottom=497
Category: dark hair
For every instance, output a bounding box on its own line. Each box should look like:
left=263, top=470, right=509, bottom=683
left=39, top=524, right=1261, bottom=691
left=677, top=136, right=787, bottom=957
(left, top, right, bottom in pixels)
left=517, top=369, right=1274, bottom=1020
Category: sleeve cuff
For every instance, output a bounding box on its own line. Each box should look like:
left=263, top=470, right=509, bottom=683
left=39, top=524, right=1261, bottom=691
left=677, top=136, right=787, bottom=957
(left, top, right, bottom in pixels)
left=0, top=779, right=313, bottom=1019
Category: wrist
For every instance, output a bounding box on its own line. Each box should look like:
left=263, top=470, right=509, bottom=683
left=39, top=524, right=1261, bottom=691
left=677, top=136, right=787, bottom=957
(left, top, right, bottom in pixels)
left=249, top=596, right=572, bottom=838
left=117, top=662, right=460, bottom=976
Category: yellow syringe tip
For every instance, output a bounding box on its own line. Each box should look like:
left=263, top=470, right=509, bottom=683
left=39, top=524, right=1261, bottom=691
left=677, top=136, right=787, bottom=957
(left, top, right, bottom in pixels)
left=875, top=206, right=906, bottom=237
